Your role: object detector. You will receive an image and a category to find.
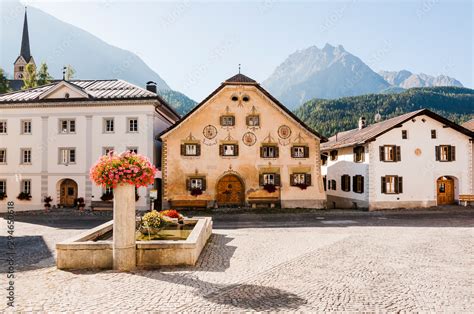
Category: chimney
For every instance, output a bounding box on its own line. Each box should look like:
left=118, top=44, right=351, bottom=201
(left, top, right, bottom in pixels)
left=146, top=81, right=157, bottom=94
left=358, top=116, right=367, bottom=130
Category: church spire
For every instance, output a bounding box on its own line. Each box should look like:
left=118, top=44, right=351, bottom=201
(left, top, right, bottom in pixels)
left=20, top=7, right=31, bottom=61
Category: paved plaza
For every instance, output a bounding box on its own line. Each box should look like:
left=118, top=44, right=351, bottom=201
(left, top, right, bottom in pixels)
left=1, top=209, right=473, bottom=312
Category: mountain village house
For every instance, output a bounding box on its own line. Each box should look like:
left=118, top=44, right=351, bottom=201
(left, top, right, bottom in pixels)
left=160, top=73, right=327, bottom=209
left=0, top=80, right=179, bottom=211
left=321, top=109, right=474, bottom=210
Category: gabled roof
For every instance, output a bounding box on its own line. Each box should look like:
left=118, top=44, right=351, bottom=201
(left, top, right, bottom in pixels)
left=321, top=109, right=474, bottom=151
left=160, top=73, right=326, bottom=141
left=462, top=118, right=474, bottom=132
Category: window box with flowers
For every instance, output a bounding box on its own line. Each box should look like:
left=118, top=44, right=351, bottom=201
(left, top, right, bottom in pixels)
left=17, top=192, right=32, bottom=201
left=187, top=177, right=206, bottom=197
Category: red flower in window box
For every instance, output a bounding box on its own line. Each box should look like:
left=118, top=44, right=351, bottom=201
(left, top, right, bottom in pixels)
left=190, top=188, right=203, bottom=197
left=263, top=184, right=276, bottom=193
left=295, top=183, right=308, bottom=190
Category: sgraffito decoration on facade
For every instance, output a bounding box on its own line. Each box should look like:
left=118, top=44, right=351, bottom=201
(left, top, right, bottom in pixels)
left=242, top=132, right=257, bottom=146
left=278, top=125, right=292, bottom=146
left=247, top=105, right=260, bottom=131
left=202, top=125, right=218, bottom=146
left=293, top=132, right=306, bottom=144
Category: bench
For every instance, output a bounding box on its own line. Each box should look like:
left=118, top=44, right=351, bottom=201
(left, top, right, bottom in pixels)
left=247, top=197, right=280, bottom=208
left=169, top=200, right=208, bottom=209
left=459, top=194, right=474, bottom=206
left=90, top=201, right=113, bottom=211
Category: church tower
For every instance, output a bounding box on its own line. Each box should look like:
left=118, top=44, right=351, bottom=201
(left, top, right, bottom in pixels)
left=13, top=8, right=35, bottom=80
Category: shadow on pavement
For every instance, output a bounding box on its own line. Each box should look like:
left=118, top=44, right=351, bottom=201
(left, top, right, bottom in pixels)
left=0, top=235, right=53, bottom=273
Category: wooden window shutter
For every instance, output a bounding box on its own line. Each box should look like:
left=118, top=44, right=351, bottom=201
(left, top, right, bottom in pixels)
left=435, top=146, right=440, bottom=161
left=352, top=175, right=357, bottom=192
left=275, top=174, right=281, bottom=186
left=219, top=145, right=224, bottom=156
left=450, top=146, right=456, bottom=161
left=196, top=144, right=201, bottom=156
left=234, top=144, right=239, bottom=156
left=305, top=174, right=312, bottom=186
left=230, top=116, right=235, bottom=126
left=396, top=146, right=401, bottom=161
left=186, top=178, right=191, bottom=191
left=381, top=176, right=386, bottom=193
left=353, top=147, right=357, bottom=162
left=202, top=178, right=207, bottom=191
left=246, top=116, right=250, bottom=125
left=259, top=174, right=264, bottom=186
left=290, top=174, right=295, bottom=186
left=275, top=146, right=279, bottom=158
left=341, top=175, right=345, bottom=191
left=360, top=176, right=364, bottom=193
left=220, top=116, right=224, bottom=126
left=180, top=144, right=186, bottom=156
left=260, top=146, right=265, bottom=158
left=379, top=146, right=385, bottom=161
left=304, top=146, right=309, bottom=158
left=398, top=176, right=403, bottom=194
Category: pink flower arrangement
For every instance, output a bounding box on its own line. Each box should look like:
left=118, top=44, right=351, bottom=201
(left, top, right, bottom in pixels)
left=89, top=151, right=157, bottom=188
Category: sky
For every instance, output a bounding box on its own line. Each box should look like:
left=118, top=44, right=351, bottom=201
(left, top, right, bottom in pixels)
left=20, top=0, right=474, bottom=100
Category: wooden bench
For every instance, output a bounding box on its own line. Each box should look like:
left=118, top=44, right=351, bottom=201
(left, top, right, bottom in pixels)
left=247, top=197, right=280, bottom=208
left=90, top=201, right=113, bottom=211
left=459, top=195, right=474, bottom=206
left=169, top=200, right=208, bottom=209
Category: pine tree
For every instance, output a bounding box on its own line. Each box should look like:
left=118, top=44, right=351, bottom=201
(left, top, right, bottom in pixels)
left=37, top=62, right=53, bottom=86
left=22, top=63, right=37, bottom=89
left=0, top=68, right=10, bottom=94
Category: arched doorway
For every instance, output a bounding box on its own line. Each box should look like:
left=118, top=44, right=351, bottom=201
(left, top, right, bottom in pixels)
left=59, top=179, right=78, bottom=207
left=437, top=176, right=455, bottom=205
left=216, top=174, right=245, bottom=207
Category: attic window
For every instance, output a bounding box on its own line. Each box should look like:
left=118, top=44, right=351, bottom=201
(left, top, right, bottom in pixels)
left=242, top=95, right=250, bottom=102
left=64, top=93, right=70, bottom=99
left=231, top=95, right=238, bottom=102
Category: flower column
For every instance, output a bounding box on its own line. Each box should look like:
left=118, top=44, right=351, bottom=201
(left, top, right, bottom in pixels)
left=113, top=183, right=136, bottom=271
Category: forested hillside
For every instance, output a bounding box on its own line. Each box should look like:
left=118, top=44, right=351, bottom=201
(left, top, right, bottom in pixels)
left=295, top=86, right=474, bottom=137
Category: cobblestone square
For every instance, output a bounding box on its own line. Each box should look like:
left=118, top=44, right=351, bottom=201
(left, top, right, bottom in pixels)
left=1, top=209, right=473, bottom=312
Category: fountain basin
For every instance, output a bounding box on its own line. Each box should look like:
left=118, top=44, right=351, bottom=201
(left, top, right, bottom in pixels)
left=56, top=217, right=212, bottom=270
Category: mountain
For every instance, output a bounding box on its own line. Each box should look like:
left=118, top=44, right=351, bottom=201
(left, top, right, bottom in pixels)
left=262, top=44, right=390, bottom=110
left=0, top=1, right=196, bottom=115
left=379, top=70, right=463, bottom=89
left=295, top=86, right=474, bottom=137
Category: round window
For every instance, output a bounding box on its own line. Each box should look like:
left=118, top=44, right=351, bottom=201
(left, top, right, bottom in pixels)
left=231, top=95, right=238, bottom=101
left=242, top=95, right=250, bottom=102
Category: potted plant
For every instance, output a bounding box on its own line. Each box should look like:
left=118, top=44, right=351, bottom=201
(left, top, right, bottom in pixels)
left=17, top=192, right=32, bottom=201
left=263, top=183, right=277, bottom=193
left=75, top=197, right=85, bottom=211
left=190, top=187, right=203, bottom=197
left=138, top=210, right=172, bottom=236
left=44, top=196, right=52, bottom=212
left=0, top=192, right=7, bottom=200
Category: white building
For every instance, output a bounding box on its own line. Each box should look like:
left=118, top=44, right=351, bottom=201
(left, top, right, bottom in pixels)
left=321, top=109, right=473, bottom=210
left=0, top=80, right=179, bottom=211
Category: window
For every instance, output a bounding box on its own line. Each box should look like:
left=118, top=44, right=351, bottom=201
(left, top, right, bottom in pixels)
left=59, top=148, right=76, bottom=164
left=21, top=148, right=31, bottom=164
left=353, top=146, right=365, bottom=163
left=128, top=118, right=138, bottom=132
left=353, top=175, right=364, bottom=193
left=323, top=176, right=327, bottom=191
left=379, top=145, right=401, bottom=162
left=219, top=144, right=238, bottom=157
left=381, top=175, right=403, bottom=194
left=0, top=180, right=6, bottom=195
left=231, top=95, right=238, bottom=102
left=0, top=121, right=7, bottom=134
left=259, top=173, right=281, bottom=186
left=431, top=129, right=437, bottom=139
left=103, top=147, right=114, bottom=156
left=181, top=143, right=200, bottom=156
left=21, top=120, right=32, bottom=134
left=292, top=146, right=309, bottom=158
left=186, top=177, right=206, bottom=191
left=242, top=95, right=250, bottom=102
left=290, top=173, right=311, bottom=186
left=436, top=145, right=455, bottom=162
left=402, top=130, right=407, bottom=139
left=127, top=147, right=138, bottom=154
left=19, top=66, right=24, bottom=72
left=261, top=145, right=279, bottom=158
left=246, top=115, right=260, bottom=127
left=321, top=154, right=328, bottom=166
left=103, top=118, right=114, bottom=133
left=21, top=179, right=31, bottom=194
left=330, top=150, right=338, bottom=161
left=331, top=179, right=336, bottom=190
left=220, top=115, right=235, bottom=126
left=341, top=174, right=351, bottom=192
left=0, top=149, right=6, bottom=164
left=59, top=119, right=75, bottom=133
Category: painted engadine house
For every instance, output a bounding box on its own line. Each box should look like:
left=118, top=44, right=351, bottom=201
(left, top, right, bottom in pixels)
left=0, top=80, right=179, bottom=211
left=321, top=109, right=474, bottom=210
left=160, top=73, right=327, bottom=209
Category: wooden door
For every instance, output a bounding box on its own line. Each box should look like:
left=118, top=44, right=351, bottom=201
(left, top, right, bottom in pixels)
left=60, top=179, right=78, bottom=206
left=437, top=177, right=454, bottom=205
left=216, top=174, right=244, bottom=206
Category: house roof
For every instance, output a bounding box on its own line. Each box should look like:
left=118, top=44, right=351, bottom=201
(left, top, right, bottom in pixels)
left=321, top=109, right=474, bottom=151
left=159, top=73, right=327, bottom=141
left=462, top=118, right=474, bottom=132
